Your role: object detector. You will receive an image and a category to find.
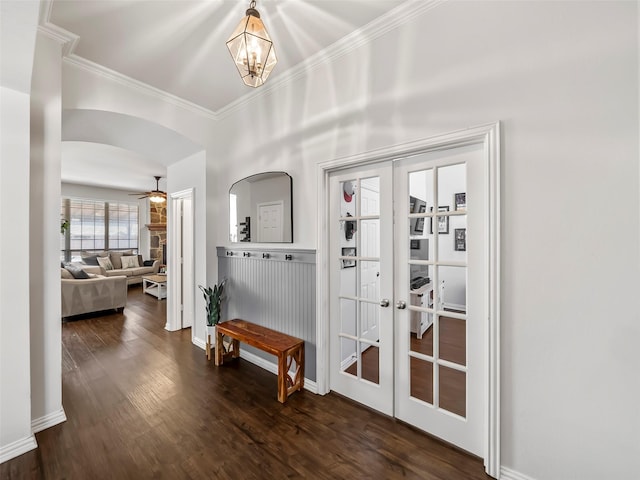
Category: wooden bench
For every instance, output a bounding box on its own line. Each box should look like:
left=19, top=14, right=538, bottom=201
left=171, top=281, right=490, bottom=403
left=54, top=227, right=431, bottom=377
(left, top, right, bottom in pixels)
left=214, top=319, right=305, bottom=403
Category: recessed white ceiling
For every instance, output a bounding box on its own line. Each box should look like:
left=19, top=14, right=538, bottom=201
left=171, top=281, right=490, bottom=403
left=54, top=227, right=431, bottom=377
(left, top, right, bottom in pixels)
left=48, top=0, right=409, bottom=113
left=46, top=0, right=411, bottom=191
left=61, top=141, right=168, bottom=192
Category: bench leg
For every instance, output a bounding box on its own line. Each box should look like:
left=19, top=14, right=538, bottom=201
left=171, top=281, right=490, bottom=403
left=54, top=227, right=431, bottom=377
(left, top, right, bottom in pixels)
left=214, top=329, right=224, bottom=366
left=215, top=333, right=241, bottom=366
left=277, top=343, right=305, bottom=403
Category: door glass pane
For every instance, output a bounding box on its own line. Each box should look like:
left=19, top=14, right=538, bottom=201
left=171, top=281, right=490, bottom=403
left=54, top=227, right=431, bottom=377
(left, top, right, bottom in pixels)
left=438, top=215, right=466, bottom=263
left=340, top=219, right=358, bottom=247
left=437, top=163, right=466, bottom=211
left=409, top=169, right=433, bottom=214
left=341, top=337, right=358, bottom=378
left=436, top=266, right=467, bottom=314
left=360, top=343, right=379, bottom=384
left=439, top=316, right=466, bottom=366
left=360, top=261, right=379, bottom=302
left=410, top=357, right=433, bottom=404
left=409, top=237, right=431, bottom=261
left=410, top=308, right=433, bottom=356
left=409, top=272, right=433, bottom=349
left=359, top=300, right=379, bottom=339
left=360, top=177, right=379, bottom=216
left=340, top=298, right=356, bottom=337
left=360, top=220, right=379, bottom=257
left=439, top=365, right=466, bottom=417
left=340, top=179, right=357, bottom=218
left=339, top=258, right=357, bottom=297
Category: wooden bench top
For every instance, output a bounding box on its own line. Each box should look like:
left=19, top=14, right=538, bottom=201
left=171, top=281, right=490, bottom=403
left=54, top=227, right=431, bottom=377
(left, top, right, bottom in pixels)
left=216, top=319, right=303, bottom=356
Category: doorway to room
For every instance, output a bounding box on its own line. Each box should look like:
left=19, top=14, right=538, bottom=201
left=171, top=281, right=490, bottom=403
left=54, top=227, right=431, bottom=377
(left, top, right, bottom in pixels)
left=320, top=124, right=500, bottom=476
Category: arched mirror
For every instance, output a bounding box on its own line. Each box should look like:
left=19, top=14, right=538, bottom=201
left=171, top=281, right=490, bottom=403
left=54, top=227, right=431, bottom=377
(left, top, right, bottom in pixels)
left=229, top=172, right=293, bottom=243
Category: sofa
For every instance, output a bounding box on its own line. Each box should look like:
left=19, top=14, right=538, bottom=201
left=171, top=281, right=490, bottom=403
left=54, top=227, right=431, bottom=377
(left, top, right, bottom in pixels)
left=61, top=267, right=127, bottom=318
left=81, top=250, right=160, bottom=285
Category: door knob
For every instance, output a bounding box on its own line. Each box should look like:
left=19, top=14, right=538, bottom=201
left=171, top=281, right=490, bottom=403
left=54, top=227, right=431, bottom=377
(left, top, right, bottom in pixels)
left=379, top=299, right=390, bottom=307
left=396, top=300, right=407, bottom=310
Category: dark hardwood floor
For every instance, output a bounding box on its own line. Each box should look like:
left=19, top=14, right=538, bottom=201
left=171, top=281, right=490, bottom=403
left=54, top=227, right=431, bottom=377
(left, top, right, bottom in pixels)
left=1, top=287, right=488, bottom=479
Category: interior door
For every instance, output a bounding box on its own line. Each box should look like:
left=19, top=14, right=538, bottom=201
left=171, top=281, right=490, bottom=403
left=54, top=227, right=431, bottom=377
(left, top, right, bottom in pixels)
left=394, top=145, right=485, bottom=456
left=329, top=164, right=394, bottom=415
left=181, top=195, right=194, bottom=328
left=257, top=201, right=283, bottom=242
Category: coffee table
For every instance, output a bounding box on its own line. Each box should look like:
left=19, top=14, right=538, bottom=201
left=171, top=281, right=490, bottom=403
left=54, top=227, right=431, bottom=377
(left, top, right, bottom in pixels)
left=142, top=274, right=167, bottom=300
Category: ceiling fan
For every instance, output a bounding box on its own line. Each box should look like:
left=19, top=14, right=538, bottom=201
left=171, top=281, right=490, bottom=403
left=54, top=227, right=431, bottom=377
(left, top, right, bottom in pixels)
left=129, top=176, right=166, bottom=203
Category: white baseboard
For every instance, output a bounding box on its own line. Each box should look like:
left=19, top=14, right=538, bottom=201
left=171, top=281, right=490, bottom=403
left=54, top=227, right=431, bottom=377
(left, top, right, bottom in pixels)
left=500, top=466, right=537, bottom=480
left=0, top=434, right=37, bottom=464
left=31, top=408, right=67, bottom=434
left=192, top=336, right=206, bottom=350
left=239, top=349, right=318, bottom=394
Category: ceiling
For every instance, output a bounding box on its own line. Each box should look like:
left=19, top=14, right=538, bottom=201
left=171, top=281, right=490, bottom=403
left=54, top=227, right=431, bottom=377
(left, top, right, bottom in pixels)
left=48, top=0, right=408, bottom=113
left=45, top=0, right=409, bottom=192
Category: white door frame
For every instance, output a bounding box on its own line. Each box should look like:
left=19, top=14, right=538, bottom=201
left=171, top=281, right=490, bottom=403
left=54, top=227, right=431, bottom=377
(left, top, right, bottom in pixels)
left=316, top=123, right=501, bottom=477
left=166, top=188, right=195, bottom=342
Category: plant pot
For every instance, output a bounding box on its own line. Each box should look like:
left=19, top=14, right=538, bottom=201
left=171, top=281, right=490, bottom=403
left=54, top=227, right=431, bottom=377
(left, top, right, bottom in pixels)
left=205, top=324, right=216, bottom=361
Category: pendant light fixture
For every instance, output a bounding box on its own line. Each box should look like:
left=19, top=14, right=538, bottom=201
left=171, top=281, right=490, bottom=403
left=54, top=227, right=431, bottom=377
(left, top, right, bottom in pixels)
left=226, top=0, right=277, bottom=88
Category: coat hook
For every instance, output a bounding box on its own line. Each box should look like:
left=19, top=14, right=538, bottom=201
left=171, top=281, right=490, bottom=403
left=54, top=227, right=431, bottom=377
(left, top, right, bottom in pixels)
left=262, top=253, right=270, bottom=259
left=285, top=254, right=293, bottom=261
left=243, top=252, right=250, bottom=257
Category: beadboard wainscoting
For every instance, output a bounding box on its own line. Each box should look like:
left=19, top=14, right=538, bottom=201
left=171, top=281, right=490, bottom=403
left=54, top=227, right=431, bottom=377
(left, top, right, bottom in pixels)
left=217, top=247, right=316, bottom=383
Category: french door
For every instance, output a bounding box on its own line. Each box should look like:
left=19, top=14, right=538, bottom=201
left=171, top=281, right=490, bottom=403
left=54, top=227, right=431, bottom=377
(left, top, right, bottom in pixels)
left=329, top=164, right=394, bottom=415
left=329, top=144, right=487, bottom=457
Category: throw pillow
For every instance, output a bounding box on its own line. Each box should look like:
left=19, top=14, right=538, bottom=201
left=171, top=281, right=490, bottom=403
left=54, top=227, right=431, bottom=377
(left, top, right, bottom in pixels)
left=82, top=255, right=100, bottom=266
left=97, top=256, right=114, bottom=271
left=121, top=255, right=139, bottom=269
left=64, top=264, right=90, bottom=279
left=109, top=250, right=133, bottom=269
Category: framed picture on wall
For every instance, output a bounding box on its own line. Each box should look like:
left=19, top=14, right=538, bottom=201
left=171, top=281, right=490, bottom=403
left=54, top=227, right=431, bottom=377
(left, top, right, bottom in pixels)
left=455, top=228, right=466, bottom=251
left=454, top=192, right=466, bottom=210
left=430, top=206, right=450, bottom=234
left=341, top=247, right=356, bottom=268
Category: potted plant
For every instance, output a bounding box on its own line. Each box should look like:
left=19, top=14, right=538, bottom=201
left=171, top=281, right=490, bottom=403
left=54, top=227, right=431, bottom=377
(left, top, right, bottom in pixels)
left=199, top=279, right=227, bottom=360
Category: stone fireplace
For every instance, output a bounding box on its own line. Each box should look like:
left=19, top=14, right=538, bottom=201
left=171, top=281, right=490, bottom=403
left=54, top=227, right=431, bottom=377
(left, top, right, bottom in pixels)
left=146, top=202, right=166, bottom=263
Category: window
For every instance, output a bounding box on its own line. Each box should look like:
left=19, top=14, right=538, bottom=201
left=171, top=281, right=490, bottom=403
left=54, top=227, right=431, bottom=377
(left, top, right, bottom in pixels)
left=60, top=198, right=139, bottom=262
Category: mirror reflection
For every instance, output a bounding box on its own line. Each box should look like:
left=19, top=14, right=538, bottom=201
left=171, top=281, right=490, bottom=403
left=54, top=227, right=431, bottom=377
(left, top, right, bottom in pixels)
left=229, top=172, right=293, bottom=243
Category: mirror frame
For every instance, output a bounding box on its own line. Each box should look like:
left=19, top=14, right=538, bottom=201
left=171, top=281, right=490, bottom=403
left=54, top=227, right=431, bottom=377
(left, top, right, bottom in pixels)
left=229, top=171, right=293, bottom=243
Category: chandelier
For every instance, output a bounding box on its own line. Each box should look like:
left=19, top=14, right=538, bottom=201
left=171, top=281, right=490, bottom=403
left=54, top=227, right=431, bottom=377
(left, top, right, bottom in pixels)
left=226, top=0, right=277, bottom=88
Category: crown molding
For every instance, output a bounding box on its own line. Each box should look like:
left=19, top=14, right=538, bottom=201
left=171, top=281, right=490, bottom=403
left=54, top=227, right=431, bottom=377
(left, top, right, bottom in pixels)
left=38, top=22, right=79, bottom=56
left=38, top=0, right=445, bottom=122
left=63, top=54, right=219, bottom=121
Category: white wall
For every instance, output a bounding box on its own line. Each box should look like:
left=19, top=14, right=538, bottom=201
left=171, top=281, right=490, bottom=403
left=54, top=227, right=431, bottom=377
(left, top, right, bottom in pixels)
left=29, top=31, right=66, bottom=432
left=0, top=86, right=37, bottom=462
left=0, top=0, right=40, bottom=463
left=61, top=182, right=151, bottom=258
left=211, top=2, right=640, bottom=479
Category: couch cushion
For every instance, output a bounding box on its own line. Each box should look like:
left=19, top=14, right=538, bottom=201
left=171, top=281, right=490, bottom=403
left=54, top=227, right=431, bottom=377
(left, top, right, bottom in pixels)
left=109, top=250, right=133, bottom=269
left=61, top=268, right=74, bottom=279
left=64, top=263, right=90, bottom=279
left=121, top=255, right=140, bottom=269
left=104, top=269, right=133, bottom=277
left=128, top=266, right=156, bottom=277
left=97, top=256, right=114, bottom=270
